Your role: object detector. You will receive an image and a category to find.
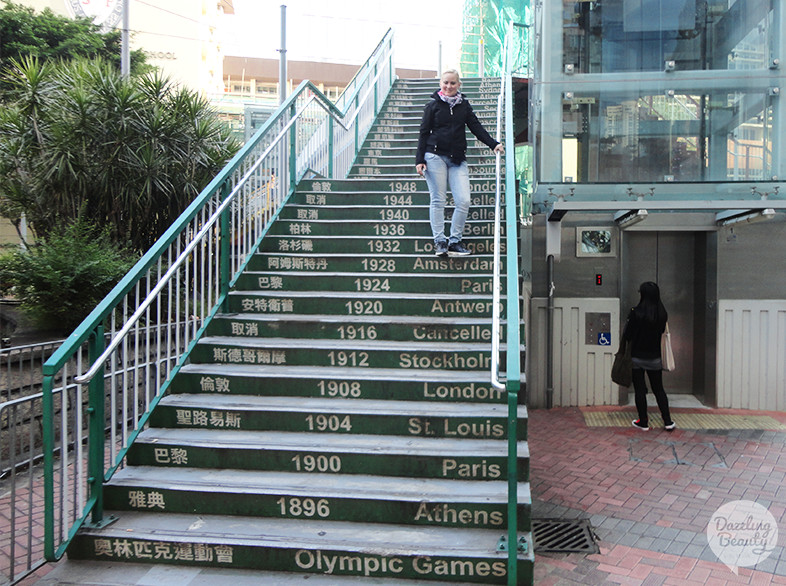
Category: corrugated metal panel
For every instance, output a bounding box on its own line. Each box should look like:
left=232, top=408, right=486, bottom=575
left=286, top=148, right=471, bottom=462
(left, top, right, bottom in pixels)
left=717, top=301, right=786, bottom=410
left=530, top=298, right=619, bottom=407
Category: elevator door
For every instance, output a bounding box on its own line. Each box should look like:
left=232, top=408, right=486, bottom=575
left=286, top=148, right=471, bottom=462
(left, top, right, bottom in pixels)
left=622, top=232, right=698, bottom=394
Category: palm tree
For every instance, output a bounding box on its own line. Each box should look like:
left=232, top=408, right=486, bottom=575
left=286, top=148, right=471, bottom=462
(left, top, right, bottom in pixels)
left=0, top=57, right=240, bottom=251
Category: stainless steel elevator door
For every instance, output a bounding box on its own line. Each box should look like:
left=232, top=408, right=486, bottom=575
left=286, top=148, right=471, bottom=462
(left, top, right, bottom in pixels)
left=622, top=232, right=697, bottom=394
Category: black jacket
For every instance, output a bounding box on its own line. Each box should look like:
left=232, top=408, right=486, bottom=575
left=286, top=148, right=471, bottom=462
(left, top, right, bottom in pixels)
left=415, top=91, right=499, bottom=165
left=622, top=308, right=667, bottom=360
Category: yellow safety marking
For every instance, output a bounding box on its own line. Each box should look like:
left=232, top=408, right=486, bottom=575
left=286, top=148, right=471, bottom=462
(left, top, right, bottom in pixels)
left=582, top=411, right=786, bottom=430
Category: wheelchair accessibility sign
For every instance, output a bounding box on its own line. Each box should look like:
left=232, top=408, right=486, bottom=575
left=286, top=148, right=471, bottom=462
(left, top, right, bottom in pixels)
left=585, top=312, right=612, bottom=346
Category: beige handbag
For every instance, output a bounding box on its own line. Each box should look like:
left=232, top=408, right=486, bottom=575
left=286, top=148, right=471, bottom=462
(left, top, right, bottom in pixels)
left=661, top=322, right=676, bottom=371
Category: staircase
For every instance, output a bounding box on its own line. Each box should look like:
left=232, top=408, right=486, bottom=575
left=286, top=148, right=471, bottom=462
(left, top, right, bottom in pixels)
left=66, top=78, right=533, bottom=584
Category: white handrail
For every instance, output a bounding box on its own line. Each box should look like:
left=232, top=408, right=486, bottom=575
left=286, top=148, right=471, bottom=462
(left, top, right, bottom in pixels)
left=490, top=84, right=506, bottom=391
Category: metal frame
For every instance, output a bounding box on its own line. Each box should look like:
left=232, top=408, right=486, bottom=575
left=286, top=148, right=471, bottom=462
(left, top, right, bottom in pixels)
left=490, top=21, right=526, bottom=586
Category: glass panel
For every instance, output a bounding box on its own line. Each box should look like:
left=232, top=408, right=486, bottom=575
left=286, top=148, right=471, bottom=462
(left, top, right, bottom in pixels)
left=560, top=90, right=773, bottom=181
left=564, top=0, right=772, bottom=72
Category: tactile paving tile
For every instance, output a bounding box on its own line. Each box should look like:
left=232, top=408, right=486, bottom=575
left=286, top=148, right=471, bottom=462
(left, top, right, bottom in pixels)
left=582, top=411, right=786, bottom=430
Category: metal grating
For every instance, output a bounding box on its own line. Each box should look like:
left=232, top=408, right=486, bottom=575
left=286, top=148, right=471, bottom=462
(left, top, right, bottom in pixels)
left=532, top=519, right=600, bottom=554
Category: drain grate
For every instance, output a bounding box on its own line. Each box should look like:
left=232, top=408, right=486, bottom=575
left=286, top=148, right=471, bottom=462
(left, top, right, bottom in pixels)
left=532, top=519, right=599, bottom=554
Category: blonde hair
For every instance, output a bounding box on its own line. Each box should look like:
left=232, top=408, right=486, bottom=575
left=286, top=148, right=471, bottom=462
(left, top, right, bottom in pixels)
left=441, top=69, right=461, bottom=83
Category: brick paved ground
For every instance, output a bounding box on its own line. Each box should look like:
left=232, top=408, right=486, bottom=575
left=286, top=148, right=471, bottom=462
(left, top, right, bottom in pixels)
left=531, top=406, right=786, bottom=585
left=5, top=404, right=786, bottom=585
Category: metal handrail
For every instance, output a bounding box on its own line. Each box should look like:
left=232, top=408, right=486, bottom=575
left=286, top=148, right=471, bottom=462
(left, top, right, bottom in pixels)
left=73, top=95, right=312, bottom=385
left=488, top=20, right=525, bottom=586
left=73, top=51, right=395, bottom=386
left=490, top=88, right=505, bottom=392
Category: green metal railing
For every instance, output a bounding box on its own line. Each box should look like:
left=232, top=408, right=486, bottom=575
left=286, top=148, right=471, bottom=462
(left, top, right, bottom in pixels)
left=40, top=29, right=394, bottom=564
left=490, top=22, right=526, bottom=585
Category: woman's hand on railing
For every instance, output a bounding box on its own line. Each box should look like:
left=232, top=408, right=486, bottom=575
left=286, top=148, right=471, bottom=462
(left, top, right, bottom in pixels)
left=493, top=144, right=504, bottom=154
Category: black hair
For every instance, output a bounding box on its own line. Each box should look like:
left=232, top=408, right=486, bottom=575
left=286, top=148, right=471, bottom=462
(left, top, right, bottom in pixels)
left=634, top=281, right=668, bottom=324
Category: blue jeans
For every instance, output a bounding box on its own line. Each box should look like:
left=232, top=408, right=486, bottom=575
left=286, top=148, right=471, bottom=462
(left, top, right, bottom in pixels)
left=423, top=152, right=471, bottom=244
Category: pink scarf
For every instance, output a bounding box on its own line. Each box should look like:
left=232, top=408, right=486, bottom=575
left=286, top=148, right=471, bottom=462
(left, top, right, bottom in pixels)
left=438, top=91, right=463, bottom=108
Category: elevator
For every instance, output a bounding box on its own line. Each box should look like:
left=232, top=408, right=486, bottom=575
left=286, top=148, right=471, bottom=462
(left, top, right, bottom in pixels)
left=621, top=231, right=713, bottom=398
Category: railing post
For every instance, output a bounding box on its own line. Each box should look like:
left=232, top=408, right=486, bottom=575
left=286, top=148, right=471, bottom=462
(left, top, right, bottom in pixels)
left=373, top=63, right=379, bottom=116
left=289, top=102, right=297, bottom=192
left=88, top=325, right=106, bottom=525
left=507, top=380, right=519, bottom=585
left=354, top=94, right=360, bottom=157
left=219, top=181, right=231, bottom=312
left=42, top=373, right=55, bottom=561
left=328, top=116, right=334, bottom=179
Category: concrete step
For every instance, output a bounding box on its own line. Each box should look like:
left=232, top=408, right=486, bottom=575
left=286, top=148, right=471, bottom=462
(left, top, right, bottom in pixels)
left=297, top=177, right=500, bottom=192
left=169, top=363, right=518, bottom=404
left=225, top=290, right=506, bottom=318
left=258, top=235, right=503, bottom=255
left=68, top=513, right=532, bottom=583
left=35, top=559, right=502, bottom=585
left=244, top=251, right=499, bottom=273
left=189, top=336, right=506, bottom=372
left=149, top=394, right=527, bottom=440
left=268, top=219, right=501, bottom=238
left=126, top=428, right=530, bottom=481
left=104, top=466, right=531, bottom=529
left=234, top=271, right=501, bottom=295
left=276, top=204, right=503, bottom=221
left=288, top=189, right=504, bottom=203
left=348, top=165, right=498, bottom=178
left=205, top=313, right=503, bottom=343
left=352, top=154, right=501, bottom=167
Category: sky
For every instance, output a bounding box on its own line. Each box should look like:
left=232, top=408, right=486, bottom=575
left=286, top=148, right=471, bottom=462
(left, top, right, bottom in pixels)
left=220, top=0, right=465, bottom=71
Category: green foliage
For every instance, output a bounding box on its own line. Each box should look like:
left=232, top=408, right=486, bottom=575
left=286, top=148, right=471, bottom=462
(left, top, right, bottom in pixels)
left=459, top=0, right=530, bottom=77
left=0, top=0, right=148, bottom=84
left=0, top=57, right=240, bottom=251
left=0, top=218, right=137, bottom=333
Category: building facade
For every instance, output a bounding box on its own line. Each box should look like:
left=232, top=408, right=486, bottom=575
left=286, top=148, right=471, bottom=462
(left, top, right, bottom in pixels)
left=23, top=0, right=233, bottom=92
left=526, top=0, right=786, bottom=410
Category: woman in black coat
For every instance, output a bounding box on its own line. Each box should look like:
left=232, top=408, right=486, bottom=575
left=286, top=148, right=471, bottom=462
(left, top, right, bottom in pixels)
left=623, top=282, right=675, bottom=431
left=415, top=69, right=503, bottom=257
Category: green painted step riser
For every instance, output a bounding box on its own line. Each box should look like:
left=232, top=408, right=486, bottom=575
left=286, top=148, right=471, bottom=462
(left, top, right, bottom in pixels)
left=368, top=127, right=500, bottom=137
left=276, top=206, right=503, bottom=221
left=235, top=274, right=503, bottom=294
left=385, top=95, right=500, bottom=102
left=369, top=125, right=499, bottom=134
left=150, top=407, right=526, bottom=440
left=259, top=237, right=504, bottom=255
left=207, top=318, right=502, bottom=343
left=288, top=192, right=504, bottom=204
left=191, top=344, right=505, bottom=372
left=298, top=178, right=499, bottom=191
left=68, top=536, right=531, bottom=584
left=360, top=143, right=500, bottom=155
left=169, top=374, right=514, bottom=404
left=383, top=99, right=500, bottom=108
left=103, top=486, right=530, bottom=530
left=245, top=254, right=499, bottom=274
left=376, top=111, right=499, bottom=119
left=349, top=169, right=497, bottom=178
left=226, top=295, right=504, bottom=318
left=127, top=443, right=529, bottom=481
left=352, top=156, right=500, bottom=167
left=366, top=132, right=498, bottom=143
left=269, top=221, right=502, bottom=238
